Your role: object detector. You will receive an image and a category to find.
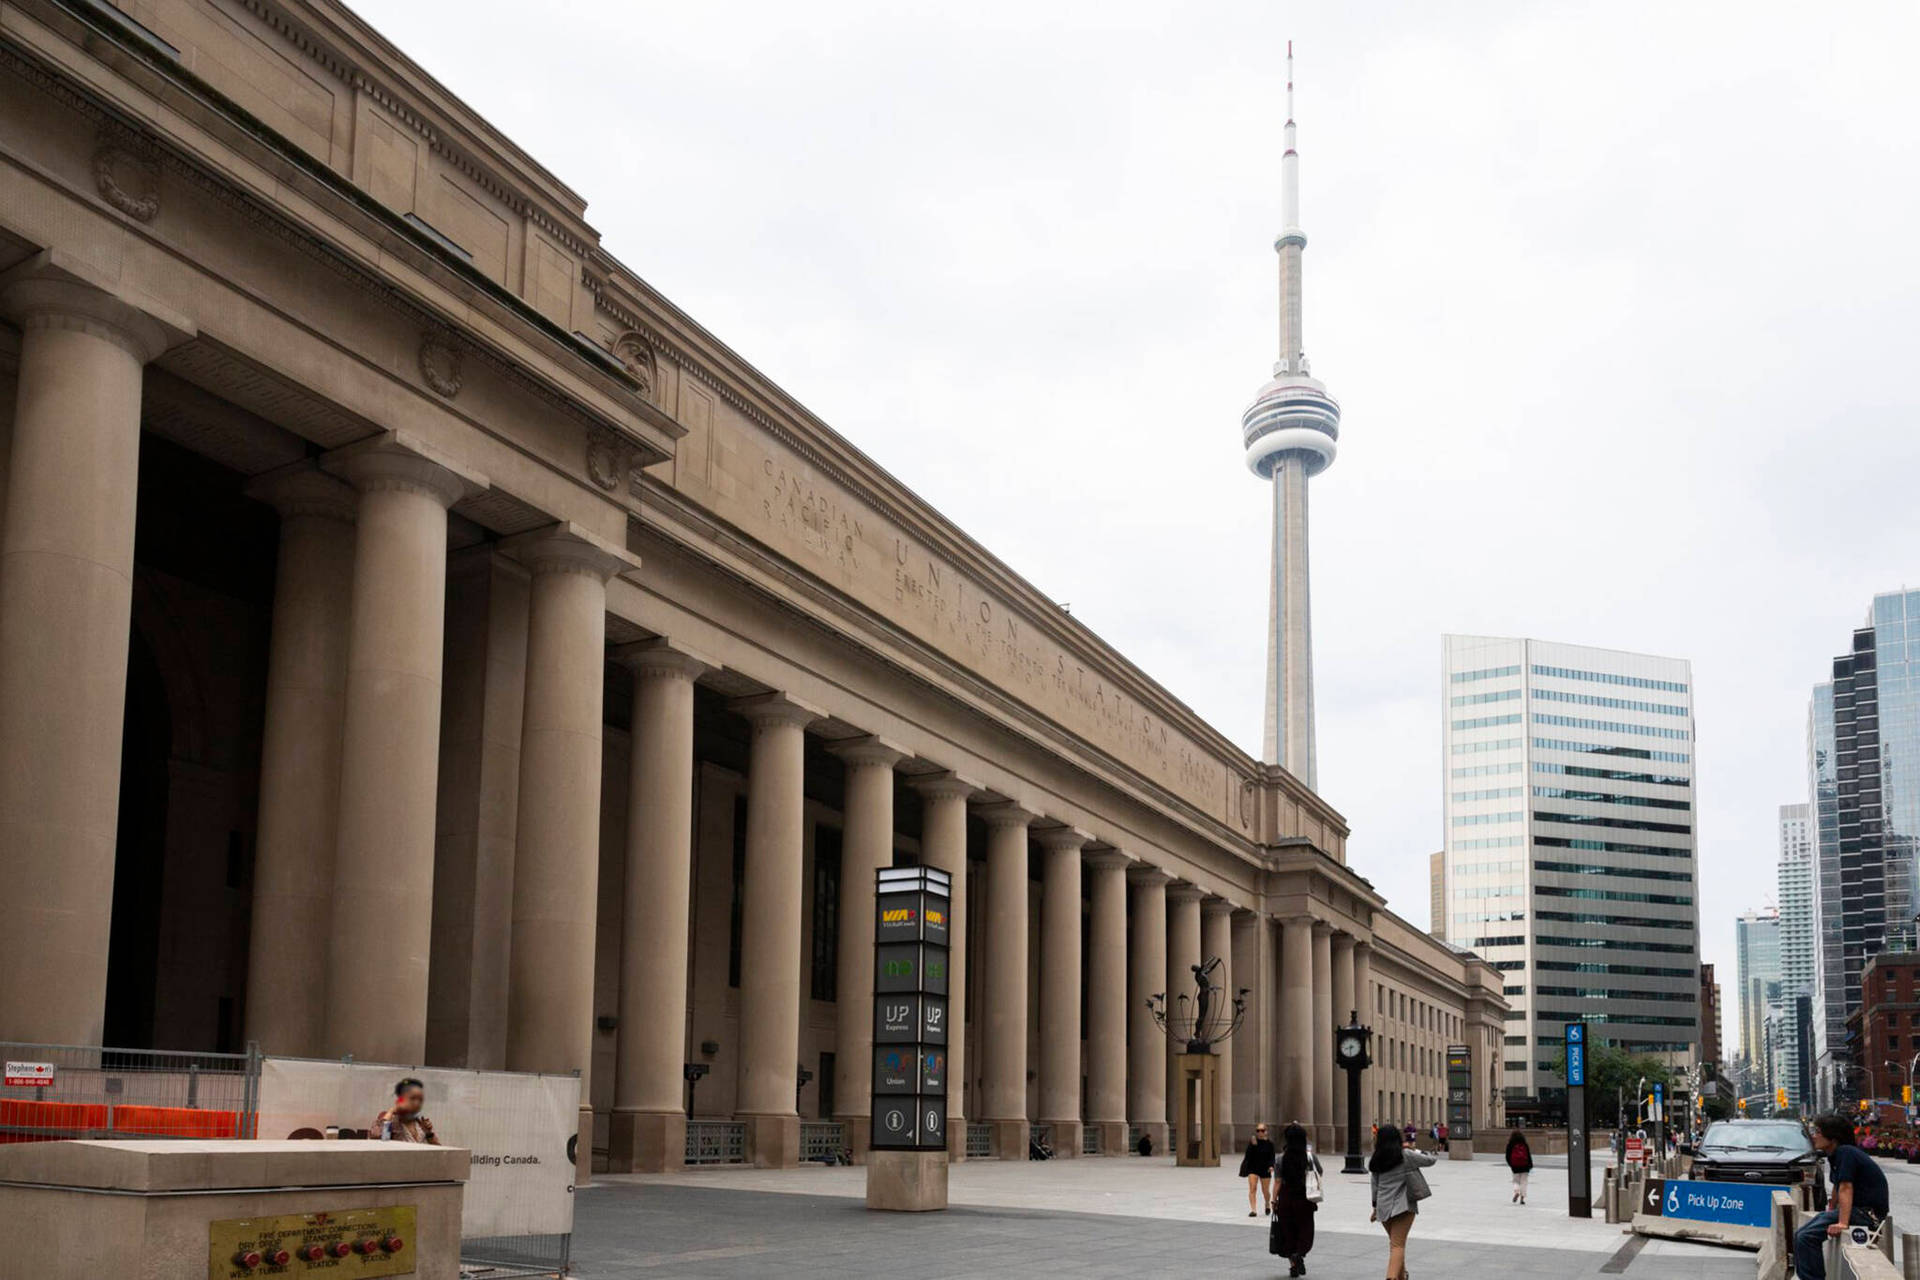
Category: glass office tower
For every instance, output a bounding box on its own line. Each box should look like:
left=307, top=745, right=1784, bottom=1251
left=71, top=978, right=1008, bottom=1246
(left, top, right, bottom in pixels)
left=1442, top=636, right=1701, bottom=1104
left=1776, top=803, right=1815, bottom=1111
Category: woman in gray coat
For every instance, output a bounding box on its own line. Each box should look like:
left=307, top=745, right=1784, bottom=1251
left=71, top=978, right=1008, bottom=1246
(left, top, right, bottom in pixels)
left=1368, top=1124, right=1436, bottom=1280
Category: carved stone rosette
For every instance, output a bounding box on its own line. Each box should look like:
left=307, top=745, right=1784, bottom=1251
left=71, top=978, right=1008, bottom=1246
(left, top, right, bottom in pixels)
left=584, top=425, right=642, bottom=494
left=418, top=332, right=462, bottom=397
left=93, top=143, right=159, bottom=222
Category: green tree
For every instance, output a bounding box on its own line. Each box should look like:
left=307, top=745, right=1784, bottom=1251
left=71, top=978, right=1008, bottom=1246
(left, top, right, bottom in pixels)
left=1547, top=1042, right=1680, bottom=1122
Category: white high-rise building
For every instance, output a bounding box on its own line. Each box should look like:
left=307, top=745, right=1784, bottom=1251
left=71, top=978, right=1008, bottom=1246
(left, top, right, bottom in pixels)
left=1442, top=636, right=1701, bottom=1102
left=1735, top=908, right=1783, bottom=1084
left=1243, top=44, right=1339, bottom=783
left=1776, top=803, right=1815, bottom=1109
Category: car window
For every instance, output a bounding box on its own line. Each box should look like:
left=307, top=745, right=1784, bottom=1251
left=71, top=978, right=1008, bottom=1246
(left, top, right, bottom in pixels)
left=1701, top=1123, right=1809, bottom=1152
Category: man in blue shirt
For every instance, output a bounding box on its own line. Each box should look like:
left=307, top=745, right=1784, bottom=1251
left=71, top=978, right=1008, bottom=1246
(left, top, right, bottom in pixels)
left=1794, top=1114, right=1891, bottom=1279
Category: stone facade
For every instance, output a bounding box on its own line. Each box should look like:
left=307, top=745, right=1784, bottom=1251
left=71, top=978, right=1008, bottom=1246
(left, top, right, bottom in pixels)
left=0, top=0, right=1504, bottom=1178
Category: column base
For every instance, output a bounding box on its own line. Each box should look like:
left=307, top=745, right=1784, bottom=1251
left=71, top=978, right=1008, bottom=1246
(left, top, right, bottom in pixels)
left=866, top=1149, right=949, bottom=1212
left=946, top=1118, right=968, bottom=1163
left=1041, top=1120, right=1081, bottom=1157
left=1132, top=1120, right=1169, bottom=1157
left=576, top=1104, right=594, bottom=1187
left=836, top=1114, right=871, bottom=1163
left=987, top=1119, right=1027, bottom=1161
left=607, top=1110, right=685, bottom=1173
left=742, top=1112, right=800, bottom=1169
left=1092, top=1120, right=1129, bottom=1156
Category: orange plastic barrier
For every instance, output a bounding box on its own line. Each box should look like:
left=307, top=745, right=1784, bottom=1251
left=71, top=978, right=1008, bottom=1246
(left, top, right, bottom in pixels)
left=0, top=1098, right=109, bottom=1143
left=108, top=1104, right=240, bottom=1139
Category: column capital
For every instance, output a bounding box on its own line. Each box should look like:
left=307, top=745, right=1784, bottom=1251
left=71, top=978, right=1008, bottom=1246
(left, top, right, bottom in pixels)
left=1352, top=938, right=1374, bottom=956
left=1201, top=896, right=1238, bottom=918
left=1231, top=907, right=1261, bottom=925
left=1085, top=850, right=1135, bottom=873
left=1033, top=825, right=1092, bottom=853
left=323, top=430, right=487, bottom=508
left=909, top=770, right=980, bottom=802
left=502, top=521, right=641, bottom=582
left=727, top=690, right=824, bottom=730
left=1126, top=865, right=1173, bottom=887
left=826, top=734, right=908, bottom=770
left=244, top=461, right=357, bottom=524
left=976, top=801, right=1035, bottom=830
left=611, top=637, right=715, bottom=683
left=0, top=248, right=193, bottom=362
left=1311, top=920, right=1333, bottom=937
left=1166, top=882, right=1205, bottom=905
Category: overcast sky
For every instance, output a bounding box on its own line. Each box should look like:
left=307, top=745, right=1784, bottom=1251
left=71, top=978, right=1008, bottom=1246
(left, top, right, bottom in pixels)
left=355, top=0, right=1920, bottom=1041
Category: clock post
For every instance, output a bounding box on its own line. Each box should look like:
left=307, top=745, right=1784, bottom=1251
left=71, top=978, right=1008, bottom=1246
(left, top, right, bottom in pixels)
left=1335, top=1010, right=1372, bottom=1174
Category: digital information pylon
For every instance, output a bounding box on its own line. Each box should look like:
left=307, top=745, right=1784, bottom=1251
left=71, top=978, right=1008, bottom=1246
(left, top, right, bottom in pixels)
left=871, top=866, right=950, bottom=1152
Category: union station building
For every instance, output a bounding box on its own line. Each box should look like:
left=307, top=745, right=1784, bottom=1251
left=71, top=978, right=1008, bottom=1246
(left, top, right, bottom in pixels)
left=0, top=0, right=1505, bottom=1176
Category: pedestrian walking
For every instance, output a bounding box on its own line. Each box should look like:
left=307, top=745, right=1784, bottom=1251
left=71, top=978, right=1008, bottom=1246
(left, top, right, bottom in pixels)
left=1401, top=1121, right=1417, bottom=1152
left=1239, top=1122, right=1276, bottom=1216
left=1369, top=1123, right=1436, bottom=1280
left=1268, top=1122, right=1319, bottom=1277
left=1504, top=1130, right=1533, bottom=1204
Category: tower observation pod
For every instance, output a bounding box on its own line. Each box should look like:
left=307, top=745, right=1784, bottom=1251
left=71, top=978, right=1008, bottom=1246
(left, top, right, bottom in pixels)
left=1244, top=41, right=1340, bottom=785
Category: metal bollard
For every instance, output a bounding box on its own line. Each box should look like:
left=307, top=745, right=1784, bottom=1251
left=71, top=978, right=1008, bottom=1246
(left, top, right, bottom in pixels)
left=1902, top=1231, right=1920, bottom=1280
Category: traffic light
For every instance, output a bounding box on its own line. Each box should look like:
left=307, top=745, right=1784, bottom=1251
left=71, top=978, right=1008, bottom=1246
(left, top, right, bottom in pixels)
left=1905, top=1086, right=1913, bottom=1105
left=1860, top=1099, right=1872, bottom=1113
left=1737, top=1098, right=1748, bottom=1113
left=1778, top=1088, right=1788, bottom=1110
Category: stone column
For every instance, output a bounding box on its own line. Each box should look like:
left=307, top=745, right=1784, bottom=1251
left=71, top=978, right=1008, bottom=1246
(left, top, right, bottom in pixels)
left=1084, top=852, right=1132, bottom=1155
left=1279, top=917, right=1314, bottom=1132
left=1202, top=899, right=1236, bottom=1143
left=1127, top=868, right=1170, bottom=1153
left=1352, top=941, right=1374, bottom=1140
left=730, top=692, right=822, bottom=1168
left=979, top=803, right=1033, bottom=1159
left=0, top=257, right=188, bottom=1044
left=607, top=639, right=710, bottom=1173
left=1330, top=931, right=1355, bottom=1153
left=319, top=433, right=482, bottom=1063
left=1311, top=923, right=1334, bottom=1149
left=1164, top=884, right=1203, bottom=1130
left=912, top=773, right=978, bottom=1158
left=1230, top=911, right=1262, bottom=1137
left=1036, top=826, right=1089, bottom=1158
left=829, top=735, right=906, bottom=1159
left=426, top=550, right=529, bottom=1070
left=243, top=464, right=356, bottom=1058
left=502, top=526, right=632, bottom=1186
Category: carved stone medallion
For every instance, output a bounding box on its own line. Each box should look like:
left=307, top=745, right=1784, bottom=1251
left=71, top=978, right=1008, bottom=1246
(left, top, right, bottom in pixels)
left=418, top=333, right=462, bottom=397
left=93, top=144, right=159, bottom=222
left=585, top=425, right=640, bottom=493
left=611, top=331, right=656, bottom=398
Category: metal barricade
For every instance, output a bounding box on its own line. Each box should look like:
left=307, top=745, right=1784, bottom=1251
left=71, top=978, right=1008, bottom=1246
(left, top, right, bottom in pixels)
left=1029, top=1123, right=1052, bottom=1155
left=1127, top=1123, right=1142, bottom=1153
left=800, top=1121, right=844, bottom=1163
left=1082, top=1126, right=1099, bottom=1156
left=685, top=1120, right=745, bottom=1165
left=0, top=1041, right=259, bottom=1143
left=966, top=1122, right=991, bottom=1159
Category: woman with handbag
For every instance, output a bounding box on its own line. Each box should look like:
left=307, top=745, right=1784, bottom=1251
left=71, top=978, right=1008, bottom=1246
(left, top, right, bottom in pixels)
left=1368, top=1122, right=1436, bottom=1280
left=1239, top=1122, right=1276, bottom=1216
left=1268, top=1122, right=1319, bottom=1276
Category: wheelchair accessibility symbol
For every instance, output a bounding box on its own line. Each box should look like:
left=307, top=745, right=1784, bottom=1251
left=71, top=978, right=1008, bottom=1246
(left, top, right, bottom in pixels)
left=1665, top=1185, right=1680, bottom=1216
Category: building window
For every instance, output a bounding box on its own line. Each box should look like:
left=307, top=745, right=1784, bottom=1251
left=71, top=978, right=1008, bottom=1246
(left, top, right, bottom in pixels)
left=810, top=824, right=842, bottom=1002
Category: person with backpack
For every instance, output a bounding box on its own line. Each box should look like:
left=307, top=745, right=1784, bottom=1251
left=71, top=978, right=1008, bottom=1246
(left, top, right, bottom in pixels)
left=1369, top=1122, right=1436, bottom=1280
left=1268, top=1122, right=1319, bottom=1277
left=1504, top=1130, right=1533, bottom=1204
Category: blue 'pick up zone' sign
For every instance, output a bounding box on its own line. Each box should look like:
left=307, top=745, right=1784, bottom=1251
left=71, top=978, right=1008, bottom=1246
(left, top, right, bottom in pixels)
left=1649, top=1179, right=1774, bottom=1230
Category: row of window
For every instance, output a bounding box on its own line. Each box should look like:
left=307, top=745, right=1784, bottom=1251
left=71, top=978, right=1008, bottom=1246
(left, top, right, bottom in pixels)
left=1534, top=810, right=1693, bottom=835
left=1454, top=859, right=1525, bottom=876
left=1534, top=688, right=1688, bottom=717
left=1456, top=836, right=1523, bottom=850
left=1537, top=934, right=1695, bottom=955
left=1533, top=714, right=1690, bottom=741
left=1456, top=885, right=1523, bottom=899
left=1468, top=935, right=1526, bottom=948
left=1535, top=985, right=1695, bottom=1002
left=1453, top=714, right=1523, bottom=730
left=1535, top=835, right=1692, bottom=860
left=1533, top=1011, right=1698, bottom=1028
left=1452, top=664, right=1521, bottom=684
left=1452, top=688, right=1522, bottom=707
left=1453, top=762, right=1523, bottom=778
left=1453, top=786, right=1523, bottom=802
left=1535, top=960, right=1698, bottom=978
left=1534, top=860, right=1692, bottom=883
left=1533, top=738, right=1690, bottom=764
left=1453, top=737, right=1522, bottom=756
left=1532, top=786, right=1692, bottom=812
left=1536, top=909, right=1692, bottom=931
left=1453, top=811, right=1523, bottom=827
left=1535, top=762, right=1689, bottom=787
left=1536, top=885, right=1693, bottom=905
left=1530, top=664, right=1688, bottom=695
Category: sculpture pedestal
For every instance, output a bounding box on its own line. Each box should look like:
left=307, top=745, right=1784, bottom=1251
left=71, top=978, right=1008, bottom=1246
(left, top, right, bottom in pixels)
left=866, top=1150, right=948, bottom=1212
left=1173, top=1053, right=1221, bottom=1168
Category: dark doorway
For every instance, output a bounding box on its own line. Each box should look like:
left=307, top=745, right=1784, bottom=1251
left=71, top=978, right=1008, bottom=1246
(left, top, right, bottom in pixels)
left=103, top=629, right=171, bottom=1048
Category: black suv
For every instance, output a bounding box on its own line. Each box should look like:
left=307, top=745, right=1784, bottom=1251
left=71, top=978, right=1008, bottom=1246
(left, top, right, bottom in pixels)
left=1692, top=1119, right=1825, bottom=1208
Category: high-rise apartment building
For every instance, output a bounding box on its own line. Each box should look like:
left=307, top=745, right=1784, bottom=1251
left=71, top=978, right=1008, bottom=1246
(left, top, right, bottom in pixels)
left=1807, top=589, right=1920, bottom=1105
left=1808, top=682, right=1845, bottom=1103
left=1776, top=803, right=1815, bottom=1110
left=1441, top=636, right=1701, bottom=1101
left=1735, top=908, right=1782, bottom=1085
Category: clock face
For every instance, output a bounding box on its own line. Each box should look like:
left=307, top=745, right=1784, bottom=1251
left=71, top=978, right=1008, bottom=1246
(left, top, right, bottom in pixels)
left=1339, top=1035, right=1362, bottom=1060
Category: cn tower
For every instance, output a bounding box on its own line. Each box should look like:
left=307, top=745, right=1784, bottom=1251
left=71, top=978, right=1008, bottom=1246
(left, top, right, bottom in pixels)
left=1243, top=42, right=1340, bottom=784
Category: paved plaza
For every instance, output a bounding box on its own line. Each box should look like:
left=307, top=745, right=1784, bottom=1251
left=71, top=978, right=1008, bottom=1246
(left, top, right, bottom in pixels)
left=572, top=1151, right=1791, bottom=1277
